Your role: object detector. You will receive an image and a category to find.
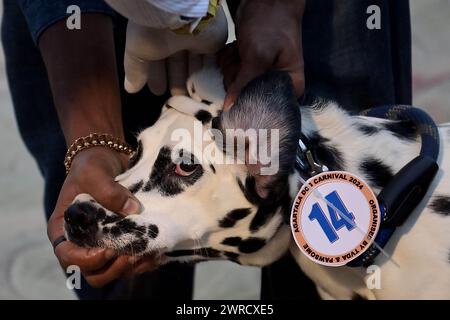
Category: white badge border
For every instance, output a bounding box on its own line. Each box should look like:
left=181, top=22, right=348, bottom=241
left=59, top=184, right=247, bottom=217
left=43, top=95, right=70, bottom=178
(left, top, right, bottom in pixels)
left=290, top=171, right=382, bottom=267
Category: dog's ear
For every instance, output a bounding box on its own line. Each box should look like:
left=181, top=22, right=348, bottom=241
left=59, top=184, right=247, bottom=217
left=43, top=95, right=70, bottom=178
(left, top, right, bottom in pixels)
left=214, top=71, right=301, bottom=200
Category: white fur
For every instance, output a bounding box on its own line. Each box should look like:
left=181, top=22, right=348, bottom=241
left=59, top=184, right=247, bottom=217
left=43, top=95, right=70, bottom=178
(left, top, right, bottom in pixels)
left=291, top=105, right=450, bottom=299
left=67, top=68, right=450, bottom=299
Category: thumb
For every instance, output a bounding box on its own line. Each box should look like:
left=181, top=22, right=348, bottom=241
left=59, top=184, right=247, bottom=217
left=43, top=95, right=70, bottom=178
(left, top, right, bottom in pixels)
left=223, top=63, right=264, bottom=110
left=86, top=175, right=142, bottom=216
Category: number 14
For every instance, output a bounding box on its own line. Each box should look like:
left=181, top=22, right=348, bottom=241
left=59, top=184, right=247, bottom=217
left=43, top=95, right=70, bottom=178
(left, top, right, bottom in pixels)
left=308, top=191, right=355, bottom=243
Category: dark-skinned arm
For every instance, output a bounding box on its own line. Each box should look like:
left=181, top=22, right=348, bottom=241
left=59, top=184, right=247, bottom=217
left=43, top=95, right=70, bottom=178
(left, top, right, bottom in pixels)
left=39, top=14, right=124, bottom=144
left=41, top=14, right=156, bottom=288
left=220, top=0, right=305, bottom=108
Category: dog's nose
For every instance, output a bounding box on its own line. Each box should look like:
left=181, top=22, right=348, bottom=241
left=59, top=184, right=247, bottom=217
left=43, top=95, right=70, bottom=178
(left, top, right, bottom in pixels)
left=64, top=202, right=97, bottom=228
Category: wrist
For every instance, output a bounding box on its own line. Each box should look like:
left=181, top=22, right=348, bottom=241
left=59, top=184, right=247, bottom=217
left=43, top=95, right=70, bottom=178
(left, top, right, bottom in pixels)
left=70, top=146, right=129, bottom=177
left=237, top=0, right=304, bottom=28
left=271, top=0, right=305, bottom=18
left=65, top=133, right=133, bottom=175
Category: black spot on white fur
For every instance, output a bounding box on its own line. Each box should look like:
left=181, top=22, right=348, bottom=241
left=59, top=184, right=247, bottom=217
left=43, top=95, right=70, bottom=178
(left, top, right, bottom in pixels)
left=102, top=214, right=122, bottom=225
left=308, top=134, right=345, bottom=171
left=148, top=224, right=159, bottom=239
left=250, top=205, right=277, bottom=232
left=201, top=99, right=213, bottom=106
left=116, top=219, right=146, bottom=237
left=384, top=120, right=417, bottom=140
left=357, top=124, right=380, bottom=136
left=219, top=208, right=252, bottom=228
left=238, top=237, right=266, bottom=253
left=221, top=237, right=242, bottom=246
left=236, top=176, right=263, bottom=205
left=123, top=238, right=148, bottom=254
left=237, top=175, right=290, bottom=233
left=97, top=207, right=106, bottom=220
left=223, top=251, right=240, bottom=263
left=249, top=189, right=291, bottom=232
left=211, top=116, right=220, bottom=131
left=128, top=180, right=143, bottom=194
left=195, top=109, right=212, bottom=124
left=359, top=157, right=394, bottom=189
left=429, top=196, right=450, bottom=216
left=109, top=226, right=121, bottom=237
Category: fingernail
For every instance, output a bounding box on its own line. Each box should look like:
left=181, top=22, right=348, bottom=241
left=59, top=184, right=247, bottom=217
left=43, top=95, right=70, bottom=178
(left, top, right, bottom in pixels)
left=128, top=256, right=142, bottom=264
left=121, top=197, right=142, bottom=215
left=124, top=78, right=138, bottom=94
left=223, top=101, right=233, bottom=111
left=105, top=249, right=117, bottom=260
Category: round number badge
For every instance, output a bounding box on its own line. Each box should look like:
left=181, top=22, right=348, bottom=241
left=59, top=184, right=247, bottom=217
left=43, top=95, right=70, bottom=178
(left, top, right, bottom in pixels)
left=290, top=171, right=381, bottom=266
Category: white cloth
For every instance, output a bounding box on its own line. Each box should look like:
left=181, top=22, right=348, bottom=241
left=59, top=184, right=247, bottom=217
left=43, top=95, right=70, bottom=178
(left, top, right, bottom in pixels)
left=105, top=0, right=210, bottom=29
left=143, top=0, right=210, bottom=18
left=104, top=0, right=228, bottom=96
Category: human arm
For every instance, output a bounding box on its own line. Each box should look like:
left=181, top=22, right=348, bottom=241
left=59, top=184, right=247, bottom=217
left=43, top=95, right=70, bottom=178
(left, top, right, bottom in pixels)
left=220, top=0, right=305, bottom=108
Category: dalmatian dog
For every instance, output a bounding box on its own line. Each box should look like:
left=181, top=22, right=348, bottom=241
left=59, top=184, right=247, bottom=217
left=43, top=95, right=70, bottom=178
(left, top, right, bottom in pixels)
left=64, top=68, right=450, bottom=299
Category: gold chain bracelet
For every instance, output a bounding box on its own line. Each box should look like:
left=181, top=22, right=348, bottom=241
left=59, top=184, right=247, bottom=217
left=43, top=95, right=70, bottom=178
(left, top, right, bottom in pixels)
left=64, top=133, right=134, bottom=175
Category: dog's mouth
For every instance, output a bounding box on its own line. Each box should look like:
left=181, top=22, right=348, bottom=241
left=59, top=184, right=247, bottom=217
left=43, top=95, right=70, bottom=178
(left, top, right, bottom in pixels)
left=65, top=222, right=170, bottom=258
left=63, top=199, right=231, bottom=264
left=64, top=223, right=98, bottom=248
left=63, top=200, right=167, bottom=256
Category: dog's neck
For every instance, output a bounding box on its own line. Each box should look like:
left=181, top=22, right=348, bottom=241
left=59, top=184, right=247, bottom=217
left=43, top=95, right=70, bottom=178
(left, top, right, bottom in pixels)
left=293, top=101, right=421, bottom=194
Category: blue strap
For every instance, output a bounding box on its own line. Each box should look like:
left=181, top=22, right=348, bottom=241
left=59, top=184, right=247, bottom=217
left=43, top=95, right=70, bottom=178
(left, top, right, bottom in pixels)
left=347, top=205, right=395, bottom=267
left=361, top=105, right=440, bottom=160
left=349, top=105, right=439, bottom=267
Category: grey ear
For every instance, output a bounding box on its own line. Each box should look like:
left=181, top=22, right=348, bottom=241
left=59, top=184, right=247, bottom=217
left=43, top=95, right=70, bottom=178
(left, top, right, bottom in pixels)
left=215, top=71, right=301, bottom=200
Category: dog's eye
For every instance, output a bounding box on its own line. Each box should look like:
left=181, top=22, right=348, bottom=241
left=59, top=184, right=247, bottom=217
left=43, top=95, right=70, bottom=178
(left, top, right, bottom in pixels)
left=175, top=162, right=199, bottom=176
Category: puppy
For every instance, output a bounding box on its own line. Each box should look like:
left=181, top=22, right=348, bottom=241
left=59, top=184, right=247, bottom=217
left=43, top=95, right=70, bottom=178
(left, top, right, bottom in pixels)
left=64, top=68, right=450, bottom=299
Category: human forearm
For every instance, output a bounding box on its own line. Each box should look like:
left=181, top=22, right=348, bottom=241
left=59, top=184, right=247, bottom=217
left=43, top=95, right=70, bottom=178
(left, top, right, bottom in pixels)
left=39, top=14, right=124, bottom=145
left=40, top=14, right=150, bottom=286
left=221, top=0, right=305, bottom=107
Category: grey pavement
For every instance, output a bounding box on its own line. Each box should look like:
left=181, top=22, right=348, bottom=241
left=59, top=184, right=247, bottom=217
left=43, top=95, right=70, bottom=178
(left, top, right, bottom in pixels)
left=0, top=0, right=449, bottom=300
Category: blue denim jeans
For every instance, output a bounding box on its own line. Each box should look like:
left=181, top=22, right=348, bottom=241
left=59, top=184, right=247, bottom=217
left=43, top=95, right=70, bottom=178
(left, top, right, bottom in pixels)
left=2, top=0, right=194, bottom=300
left=2, top=0, right=411, bottom=300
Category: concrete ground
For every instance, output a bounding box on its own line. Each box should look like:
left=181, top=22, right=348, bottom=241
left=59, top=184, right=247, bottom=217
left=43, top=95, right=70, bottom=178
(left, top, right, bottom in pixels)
left=0, top=0, right=449, bottom=300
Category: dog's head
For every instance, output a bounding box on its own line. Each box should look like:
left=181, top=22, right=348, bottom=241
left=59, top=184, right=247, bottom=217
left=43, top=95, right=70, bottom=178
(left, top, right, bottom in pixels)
left=64, top=69, right=301, bottom=266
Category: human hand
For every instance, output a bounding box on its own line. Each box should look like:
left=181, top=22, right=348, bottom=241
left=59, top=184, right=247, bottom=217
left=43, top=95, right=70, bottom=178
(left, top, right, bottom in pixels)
left=123, top=5, right=228, bottom=96
left=47, top=147, right=157, bottom=288
left=219, top=0, right=305, bottom=109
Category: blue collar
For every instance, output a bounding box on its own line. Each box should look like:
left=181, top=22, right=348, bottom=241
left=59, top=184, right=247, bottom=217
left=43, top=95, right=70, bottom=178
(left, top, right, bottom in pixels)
left=295, top=105, right=440, bottom=267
